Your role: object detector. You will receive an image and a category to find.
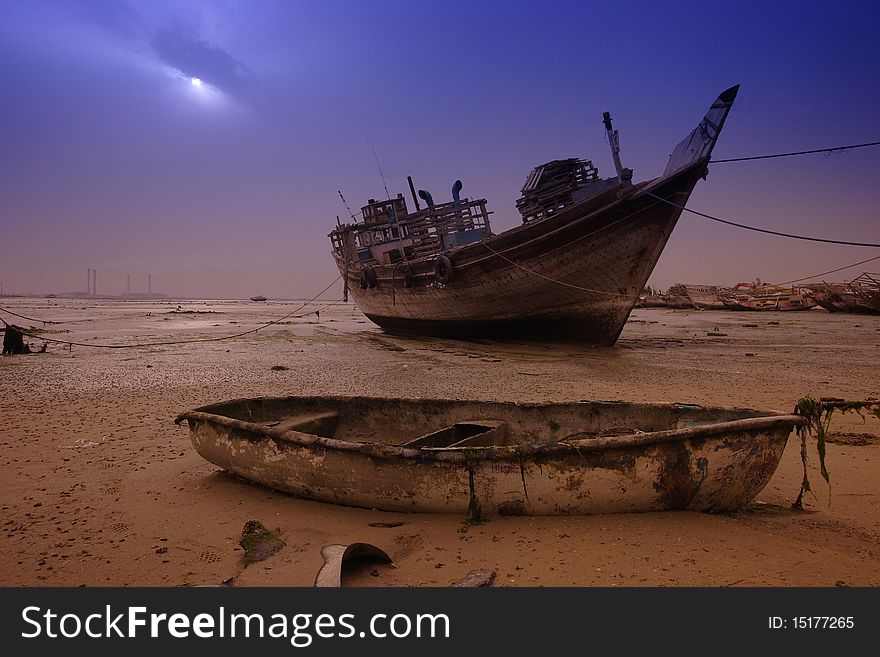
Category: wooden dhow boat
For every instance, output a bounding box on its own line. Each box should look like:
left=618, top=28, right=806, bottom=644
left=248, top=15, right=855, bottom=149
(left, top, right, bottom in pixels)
left=329, top=86, right=740, bottom=345
left=176, top=395, right=805, bottom=516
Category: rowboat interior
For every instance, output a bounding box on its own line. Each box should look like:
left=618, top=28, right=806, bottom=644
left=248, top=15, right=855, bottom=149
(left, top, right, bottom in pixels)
left=186, top=396, right=792, bottom=451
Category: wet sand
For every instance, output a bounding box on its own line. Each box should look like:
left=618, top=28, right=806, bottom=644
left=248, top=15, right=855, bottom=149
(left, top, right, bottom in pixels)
left=1, top=298, right=878, bottom=586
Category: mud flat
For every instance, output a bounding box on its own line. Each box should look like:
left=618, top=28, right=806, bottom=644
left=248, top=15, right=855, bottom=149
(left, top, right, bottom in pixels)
left=1, top=298, right=878, bottom=586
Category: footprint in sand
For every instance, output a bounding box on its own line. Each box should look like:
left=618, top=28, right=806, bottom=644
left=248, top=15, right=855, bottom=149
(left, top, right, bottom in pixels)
left=199, top=551, right=221, bottom=563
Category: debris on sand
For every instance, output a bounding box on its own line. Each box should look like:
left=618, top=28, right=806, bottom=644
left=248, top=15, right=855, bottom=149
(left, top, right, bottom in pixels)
left=451, top=569, right=496, bottom=587
left=2, top=325, right=31, bottom=355
left=239, top=520, right=285, bottom=565
left=314, top=543, right=393, bottom=587
left=270, top=365, right=289, bottom=371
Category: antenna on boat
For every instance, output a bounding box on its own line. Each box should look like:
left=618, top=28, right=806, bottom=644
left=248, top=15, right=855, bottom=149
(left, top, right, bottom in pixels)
left=372, top=146, right=392, bottom=201
left=602, top=112, right=633, bottom=185
left=337, top=190, right=357, bottom=221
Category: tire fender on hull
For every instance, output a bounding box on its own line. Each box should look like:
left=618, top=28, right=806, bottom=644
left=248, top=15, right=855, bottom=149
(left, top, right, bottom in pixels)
left=434, top=256, right=453, bottom=284
left=360, top=266, right=378, bottom=289
left=403, top=266, right=415, bottom=289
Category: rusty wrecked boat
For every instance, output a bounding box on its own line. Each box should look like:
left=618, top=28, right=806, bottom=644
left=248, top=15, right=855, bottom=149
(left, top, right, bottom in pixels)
left=176, top=396, right=805, bottom=515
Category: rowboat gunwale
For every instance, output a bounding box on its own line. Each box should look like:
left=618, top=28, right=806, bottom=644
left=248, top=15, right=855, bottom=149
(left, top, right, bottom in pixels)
left=175, top=395, right=806, bottom=464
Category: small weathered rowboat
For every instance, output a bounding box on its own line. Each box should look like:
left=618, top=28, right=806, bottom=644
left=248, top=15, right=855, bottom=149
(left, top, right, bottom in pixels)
left=176, top=396, right=805, bottom=516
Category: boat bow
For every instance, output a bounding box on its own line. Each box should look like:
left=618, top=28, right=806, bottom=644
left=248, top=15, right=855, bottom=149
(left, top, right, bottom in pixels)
left=664, top=84, right=739, bottom=177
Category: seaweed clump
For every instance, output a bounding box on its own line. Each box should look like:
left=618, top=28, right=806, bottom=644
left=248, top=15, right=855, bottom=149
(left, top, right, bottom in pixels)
left=463, top=448, right=485, bottom=525
left=793, top=397, right=880, bottom=510
left=239, top=520, right=285, bottom=565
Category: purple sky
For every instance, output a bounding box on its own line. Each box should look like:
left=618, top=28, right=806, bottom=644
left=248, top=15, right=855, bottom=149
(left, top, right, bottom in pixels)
left=1, top=0, right=878, bottom=298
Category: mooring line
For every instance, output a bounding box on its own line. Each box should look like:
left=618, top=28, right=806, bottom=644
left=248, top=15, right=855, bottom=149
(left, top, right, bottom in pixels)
left=712, top=140, right=880, bottom=163
left=644, top=191, right=880, bottom=248
left=1, top=277, right=341, bottom=349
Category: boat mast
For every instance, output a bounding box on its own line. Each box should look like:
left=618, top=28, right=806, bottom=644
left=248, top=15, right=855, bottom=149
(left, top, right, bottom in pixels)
left=602, top=112, right=633, bottom=185
left=407, top=175, right=421, bottom=211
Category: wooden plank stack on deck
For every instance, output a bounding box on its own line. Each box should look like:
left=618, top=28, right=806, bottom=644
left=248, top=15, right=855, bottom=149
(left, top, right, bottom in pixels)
left=516, top=158, right=599, bottom=223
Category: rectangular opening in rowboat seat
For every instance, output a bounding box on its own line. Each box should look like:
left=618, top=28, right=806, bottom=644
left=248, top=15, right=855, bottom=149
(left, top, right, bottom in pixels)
left=401, top=420, right=510, bottom=449
left=262, top=412, right=339, bottom=438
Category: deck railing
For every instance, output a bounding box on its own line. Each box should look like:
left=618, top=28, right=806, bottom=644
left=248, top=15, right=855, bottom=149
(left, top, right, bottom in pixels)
left=330, top=199, right=492, bottom=262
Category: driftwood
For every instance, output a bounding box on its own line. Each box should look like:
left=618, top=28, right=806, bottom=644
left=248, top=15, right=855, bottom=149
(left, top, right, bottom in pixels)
left=2, top=325, right=31, bottom=355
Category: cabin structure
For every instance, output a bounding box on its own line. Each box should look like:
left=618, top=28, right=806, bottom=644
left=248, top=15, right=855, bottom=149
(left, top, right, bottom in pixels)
left=330, top=189, right=493, bottom=267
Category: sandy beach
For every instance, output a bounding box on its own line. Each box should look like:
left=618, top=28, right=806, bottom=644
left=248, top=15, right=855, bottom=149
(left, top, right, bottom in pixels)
left=1, top=297, right=878, bottom=587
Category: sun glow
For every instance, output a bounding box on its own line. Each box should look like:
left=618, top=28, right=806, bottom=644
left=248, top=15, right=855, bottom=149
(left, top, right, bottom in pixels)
left=162, top=68, right=231, bottom=109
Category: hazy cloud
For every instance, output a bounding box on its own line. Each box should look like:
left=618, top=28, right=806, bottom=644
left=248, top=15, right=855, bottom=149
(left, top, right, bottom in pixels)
left=66, top=0, right=144, bottom=39
left=150, top=24, right=254, bottom=98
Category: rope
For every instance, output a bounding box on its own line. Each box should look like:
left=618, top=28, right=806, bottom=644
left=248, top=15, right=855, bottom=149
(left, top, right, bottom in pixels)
left=712, top=140, right=880, bottom=163
left=476, top=195, right=678, bottom=298
left=0, top=305, right=112, bottom=325
left=778, top=254, right=880, bottom=286
left=1, top=277, right=342, bottom=349
left=0, top=307, right=64, bottom=324
left=644, top=191, right=880, bottom=248
left=480, top=191, right=880, bottom=293
left=480, top=242, right=631, bottom=297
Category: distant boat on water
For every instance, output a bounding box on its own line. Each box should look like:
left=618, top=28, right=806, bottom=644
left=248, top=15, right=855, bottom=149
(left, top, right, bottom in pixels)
left=328, top=86, right=740, bottom=345
left=250, top=295, right=267, bottom=302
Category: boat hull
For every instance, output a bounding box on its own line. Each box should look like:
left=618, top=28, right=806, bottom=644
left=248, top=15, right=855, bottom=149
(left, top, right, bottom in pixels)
left=177, top=396, right=803, bottom=516
left=338, top=166, right=705, bottom=345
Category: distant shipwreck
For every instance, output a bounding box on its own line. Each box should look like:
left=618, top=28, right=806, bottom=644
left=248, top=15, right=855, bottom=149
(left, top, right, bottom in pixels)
left=637, top=274, right=879, bottom=314
left=804, top=273, right=880, bottom=314
left=329, top=86, right=739, bottom=345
